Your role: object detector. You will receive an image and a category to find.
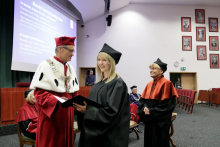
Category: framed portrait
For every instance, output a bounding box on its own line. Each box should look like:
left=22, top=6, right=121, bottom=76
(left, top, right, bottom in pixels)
left=196, top=27, right=206, bottom=41
left=182, top=36, right=192, bottom=51
left=197, top=46, right=207, bottom=60
left=195, top=9, right=205, bottom=24
left=181, top=17, right=191, bottom=32
left=210, top=54, right=219, bottom=68
left=209, top=18, right=218, bottom=32
left=209, top=36, right=219, bottom=51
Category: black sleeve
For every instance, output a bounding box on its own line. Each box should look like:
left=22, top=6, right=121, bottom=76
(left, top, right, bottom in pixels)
left=137, top=98, right=149, bottom=122
left=20, top=119, right=36, bottom=140
left=148, top=97, right=176, bottom=128
left=51, top=101, right=60, bottom=117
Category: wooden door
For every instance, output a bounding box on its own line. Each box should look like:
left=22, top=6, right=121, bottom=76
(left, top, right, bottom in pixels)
left=181, top=73, right=195, bottom=90
left=79, top=67, right=96, bottom=87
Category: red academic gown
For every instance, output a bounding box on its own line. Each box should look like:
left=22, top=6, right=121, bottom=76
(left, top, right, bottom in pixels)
left=137, top=75, right=178, bottom=147
left=15, top=102, right=38, bottom=139
left=34, top=57, right=78, bottom=147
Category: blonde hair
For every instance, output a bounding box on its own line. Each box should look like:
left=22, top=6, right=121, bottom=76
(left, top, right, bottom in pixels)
left=96, top=52, right=120, bottom=83
left=26, top=90, right=34, bottom=103
left=149, top=63, right=161, bottom=69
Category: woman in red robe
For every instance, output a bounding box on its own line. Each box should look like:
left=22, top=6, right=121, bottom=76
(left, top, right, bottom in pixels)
left=15, top=89, right=38, bottom=140
left=137, top=58, right=178, bottom=147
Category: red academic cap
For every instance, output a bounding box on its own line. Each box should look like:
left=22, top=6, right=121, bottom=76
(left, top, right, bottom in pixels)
left=55, top=36, right=76, bottom=46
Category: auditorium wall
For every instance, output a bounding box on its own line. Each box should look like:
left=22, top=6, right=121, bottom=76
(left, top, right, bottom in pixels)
left=77, top=4, right=220, bottom=93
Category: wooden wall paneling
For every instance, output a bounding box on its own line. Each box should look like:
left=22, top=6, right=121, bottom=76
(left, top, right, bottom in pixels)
left=13, top=91, right=26, bottom=120
left=1, top=92, right=14, bottom=121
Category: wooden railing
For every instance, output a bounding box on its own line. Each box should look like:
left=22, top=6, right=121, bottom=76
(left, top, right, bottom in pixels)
left=0, top=86, right=92, bottom=126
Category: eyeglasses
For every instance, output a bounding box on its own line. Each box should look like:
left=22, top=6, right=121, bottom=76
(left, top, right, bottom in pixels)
left=62, top=47, right=75, bottom=53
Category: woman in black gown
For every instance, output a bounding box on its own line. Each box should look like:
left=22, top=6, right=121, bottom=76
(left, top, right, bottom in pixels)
left=74, top=43, right=130, bottom=147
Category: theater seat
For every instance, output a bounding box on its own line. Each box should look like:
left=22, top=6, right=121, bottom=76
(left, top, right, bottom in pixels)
left=16, top=82, right=30, bottom=87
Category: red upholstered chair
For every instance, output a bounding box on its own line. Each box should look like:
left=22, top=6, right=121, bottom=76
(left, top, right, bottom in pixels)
left=184, top=90, right=192, bottom=111
left=177, top=90, right=183, bottom=107
left=187, top=90, right=196, bottom=114
left=182, top=90, right=189, bottom=110
left=16, top=82, right=30, bottom=87
left=179, top=90, right=186, bottom=108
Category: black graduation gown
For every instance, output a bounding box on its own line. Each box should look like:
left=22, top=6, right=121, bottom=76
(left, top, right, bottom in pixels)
left=137, top=76, right=178, bottom=147
left=78, top=76, right=130, bottom=147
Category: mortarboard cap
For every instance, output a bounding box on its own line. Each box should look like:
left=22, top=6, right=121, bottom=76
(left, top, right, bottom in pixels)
left=100, top=43, right=122, bottom=64
left=25, top=89, right=33, bottom=99
left=130, top=85, right=137, bottom=89
left=55, top=36, right=76, bottom=46
left=154, top=58, right=167, bottom=73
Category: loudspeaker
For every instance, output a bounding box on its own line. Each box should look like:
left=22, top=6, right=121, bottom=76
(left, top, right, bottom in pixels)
left=106, top=15, right=112, bottom=26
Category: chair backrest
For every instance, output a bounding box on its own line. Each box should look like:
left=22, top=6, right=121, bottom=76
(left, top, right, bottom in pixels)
left=181, top=89, right=187, bottom=96
left=190, top=90, right=196, bottom=103
left=212, top=88, right=217, bottom=91
left=187, top=90, right=192, bottom=97
left=16, top=82, right=30, bottom=87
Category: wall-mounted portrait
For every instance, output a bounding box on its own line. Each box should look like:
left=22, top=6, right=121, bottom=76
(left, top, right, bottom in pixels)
left=195, top=9, right=205, bottom=24
left=209, top=18, right=218, bottom=32
left=196, top=27, right=206, bottom=41
left=197, top=46, right=207, bottom=60
left=182, top=36, right=192, bottom=51
left=181, top=17, right=191, bottom=32
left=210, top=54, right=219, bottom=68
left=209, top=36, right=219, bottom=51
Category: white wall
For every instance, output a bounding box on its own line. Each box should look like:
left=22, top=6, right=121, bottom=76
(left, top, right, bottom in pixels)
left=77, top=4, right=220, bottom=93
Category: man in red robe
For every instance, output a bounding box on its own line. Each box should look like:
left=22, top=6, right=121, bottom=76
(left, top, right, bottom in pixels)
left=30, top=36, right=79, bottom=147
left=137, top=58, right=178, bottom=147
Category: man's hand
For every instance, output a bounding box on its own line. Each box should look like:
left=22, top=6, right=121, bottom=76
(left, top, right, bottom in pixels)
left=73, top=101, right=87, bottom=114
left=143, top=107, right=150, bottom=115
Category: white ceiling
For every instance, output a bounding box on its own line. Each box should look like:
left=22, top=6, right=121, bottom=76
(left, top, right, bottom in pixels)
left=69, top=0, right=220, bottom=23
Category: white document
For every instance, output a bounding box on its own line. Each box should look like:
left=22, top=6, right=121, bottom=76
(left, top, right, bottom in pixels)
left=54, top=95, right=67, bottom=103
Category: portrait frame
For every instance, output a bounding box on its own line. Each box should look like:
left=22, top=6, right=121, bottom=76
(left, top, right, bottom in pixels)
left=197, top=46, right=207, bottom=60
left=209, top=36, right=219, bottom=51
left=182, top=36, right=192, bottom=51
left=210, top=54, right=219, bottom=69
left=209, top=18, right=218, bottom=32
left=196, top=27, right=206, bottom=41
left=195, top=9, right=205, bottom=24
left=181, top=17, right=191, bottom=32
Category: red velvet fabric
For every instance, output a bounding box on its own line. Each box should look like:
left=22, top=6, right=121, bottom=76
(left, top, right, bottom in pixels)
left=55, top=36, right=75, bottom=46
left=34, top=89, right=78, bottom=147
left=15, top=102, right=38, bottom=122
left=130, top=104, right=139, bottom=123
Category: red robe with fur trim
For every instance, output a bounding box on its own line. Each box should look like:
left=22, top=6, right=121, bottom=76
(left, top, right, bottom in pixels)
left=33, top=56, right=79, bottom=147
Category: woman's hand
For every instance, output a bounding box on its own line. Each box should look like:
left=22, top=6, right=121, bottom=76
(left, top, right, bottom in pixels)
left=143, top=107, right=150, bottom=115
left=73, top=101, right=87, bottom=114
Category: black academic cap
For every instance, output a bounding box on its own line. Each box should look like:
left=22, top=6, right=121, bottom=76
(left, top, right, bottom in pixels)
left=154, top=58, right=167, bottom=73
left=100, top=43, right=122, bottom=64
left=25, top=89, right=33, bottom=98
left=130, top=85, right=137, bottom=89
